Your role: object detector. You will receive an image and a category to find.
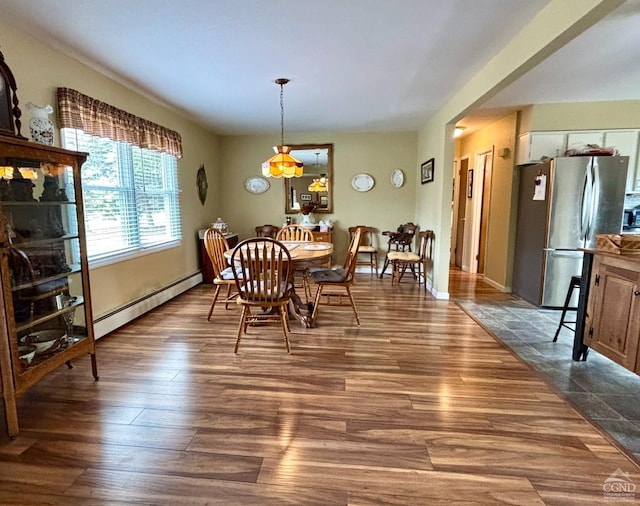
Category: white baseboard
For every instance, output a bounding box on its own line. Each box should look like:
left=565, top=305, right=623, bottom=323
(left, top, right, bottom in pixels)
left=427, top=280, right=449, bottom=300
left=483, top=276, right=512, bottom=293
left=93, top=272, right=203, bottom=339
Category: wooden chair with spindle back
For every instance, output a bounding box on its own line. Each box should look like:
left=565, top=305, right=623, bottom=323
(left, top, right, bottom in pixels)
left=276, top=224, right=314, bottom=242
left=203, top=228, right=239, bottom=320
left=231, top=238, right=294, bottom=353
left=308, top=227, right=363, bottom=325
left=276, top=224, right=315, bottom=299
left=254, top=224, right=280, bottom=238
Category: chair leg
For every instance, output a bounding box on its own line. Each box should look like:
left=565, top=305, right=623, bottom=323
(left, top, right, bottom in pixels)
left=553, top=278, right=579, bottom=342
left=345, top=286, right=360, bottom=325
left=373, top=252, right=379, bottom=278
left=284, top=304, right=291, bottom=332
left=280, top=306, right=291, bottom=353
left=303, top=271, right=312, bottom=302
left=311, top=285, right=324, bottom=322
left=380, top=255, right=391, bottom=279
left=224, top=284, right=232, bottom=309
left=234, top=306, right=249, bottom=353
left=207, top=285, right=222, bottom=320
left=397, top=262, right=410, bottom=283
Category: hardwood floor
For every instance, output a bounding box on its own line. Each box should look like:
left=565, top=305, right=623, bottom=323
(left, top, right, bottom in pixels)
left=0, top=272, right=638, bottom=504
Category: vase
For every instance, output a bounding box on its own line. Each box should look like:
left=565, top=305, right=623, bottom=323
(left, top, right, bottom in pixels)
left=300, top=213, right=315, bottom=226
left=26, top=103, right=55, bottom=146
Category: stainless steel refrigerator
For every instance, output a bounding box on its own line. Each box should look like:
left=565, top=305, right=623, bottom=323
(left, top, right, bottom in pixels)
left=512, top=156, right=628, bottom=307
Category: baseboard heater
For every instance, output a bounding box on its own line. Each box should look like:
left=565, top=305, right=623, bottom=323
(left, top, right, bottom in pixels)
left=93, top=272, right=203, bottom=339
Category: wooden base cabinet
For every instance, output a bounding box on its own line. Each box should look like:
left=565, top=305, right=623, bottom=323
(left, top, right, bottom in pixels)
left=0, top=136, right=98, bottom=437
left=583, top=253, right=640, bottom=373
left=312, top=230, right=332, bottom=243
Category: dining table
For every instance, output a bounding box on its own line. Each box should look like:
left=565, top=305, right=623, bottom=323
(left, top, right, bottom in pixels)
left=225, top=240, right=333, bottom=328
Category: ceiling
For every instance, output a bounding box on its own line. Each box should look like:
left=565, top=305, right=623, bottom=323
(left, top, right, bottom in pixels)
left=2, top=0, right=640, bottom=136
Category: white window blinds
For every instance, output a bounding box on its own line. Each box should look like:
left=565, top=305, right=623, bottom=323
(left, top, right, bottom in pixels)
left=62, top=128, right=181, bottom=263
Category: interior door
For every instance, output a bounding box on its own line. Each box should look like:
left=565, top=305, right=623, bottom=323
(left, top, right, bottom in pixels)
left=454, top=158, right=468, bottom=268
left=477, top=151, right=493, bottom=273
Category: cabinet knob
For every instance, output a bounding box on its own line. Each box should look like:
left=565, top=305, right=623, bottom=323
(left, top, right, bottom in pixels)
left=635, top=291, right=640, bottom=296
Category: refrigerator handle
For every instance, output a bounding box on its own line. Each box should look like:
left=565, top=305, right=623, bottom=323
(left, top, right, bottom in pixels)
left=586, top=160, right=600, bottom=242
left=579, top=167, right=592, bottom=242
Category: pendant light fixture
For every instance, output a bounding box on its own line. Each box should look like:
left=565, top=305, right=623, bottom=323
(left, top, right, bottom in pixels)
left=262, top=78, right=303, bottom=178
left=308, top=151, right=328, bottom=192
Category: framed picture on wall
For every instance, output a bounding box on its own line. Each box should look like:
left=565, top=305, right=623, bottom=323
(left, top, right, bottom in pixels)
left=421, top=158, right=434, bottom=184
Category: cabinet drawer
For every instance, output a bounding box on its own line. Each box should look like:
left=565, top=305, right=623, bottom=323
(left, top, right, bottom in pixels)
left=313, top=231, right=332, bottom=243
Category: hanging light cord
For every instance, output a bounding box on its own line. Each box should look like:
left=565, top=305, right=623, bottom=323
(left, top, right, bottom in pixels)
left=274, top=77, right=290, bottom=147
left=279, top=82, right=285, bottom=146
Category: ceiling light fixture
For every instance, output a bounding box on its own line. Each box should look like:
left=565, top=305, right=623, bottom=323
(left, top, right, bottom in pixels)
left=453, top=126, right=466, bottom=138
left=308, top=152, right=328, bottom=192
left=308, top=177, right=327, bottom=192
left=262, top=78, right=303, bottom=178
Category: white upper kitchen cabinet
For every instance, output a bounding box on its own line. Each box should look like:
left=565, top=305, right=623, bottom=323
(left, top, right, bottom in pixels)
left=603, top=130, right=640, bottom=192
left=516, top=132, right=567, bottom=165
left=518, top=129, right=640, bottom=192
left=566, top=131, right=604, bottom=151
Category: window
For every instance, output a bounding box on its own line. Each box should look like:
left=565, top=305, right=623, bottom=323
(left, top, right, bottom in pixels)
left=62, top=128, right=181, bottom=263
left=57, top=87, right=183, bottom=265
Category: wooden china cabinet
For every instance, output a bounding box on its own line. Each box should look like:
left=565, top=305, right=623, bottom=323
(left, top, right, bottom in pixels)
left=0, top=135, right=98, bottom=437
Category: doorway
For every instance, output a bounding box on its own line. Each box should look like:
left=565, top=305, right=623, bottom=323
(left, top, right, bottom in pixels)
left=452, top=149, right=493, bottom=274
left=453, top=157, right=468, bottom=268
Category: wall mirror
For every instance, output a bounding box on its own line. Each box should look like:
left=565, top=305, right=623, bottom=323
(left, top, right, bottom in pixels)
left=285, top=143, right=333, bottom=214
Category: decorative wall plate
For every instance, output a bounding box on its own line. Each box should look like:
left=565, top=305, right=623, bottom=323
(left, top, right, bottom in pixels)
left=244, top=175, right=270, bottom=194
left=351, top=173, right=375, bottom=192
left=390, top=169, right=404, bottom=188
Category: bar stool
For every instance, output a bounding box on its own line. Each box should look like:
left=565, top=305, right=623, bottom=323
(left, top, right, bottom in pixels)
left=552, top=275, right=581, bottom=342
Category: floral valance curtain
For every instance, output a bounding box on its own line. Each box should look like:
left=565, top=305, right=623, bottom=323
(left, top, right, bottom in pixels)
left=57, top=87, right=183, bottom=158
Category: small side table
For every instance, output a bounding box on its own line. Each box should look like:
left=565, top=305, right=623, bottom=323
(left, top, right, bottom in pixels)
left=198, top=229, right=238, bottom=283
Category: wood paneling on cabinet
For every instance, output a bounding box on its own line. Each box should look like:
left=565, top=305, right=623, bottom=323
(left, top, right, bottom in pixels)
left=584, top=253, right=640, bottom=373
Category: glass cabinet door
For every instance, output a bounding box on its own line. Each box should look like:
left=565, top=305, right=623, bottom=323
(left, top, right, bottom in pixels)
left=0, top=158, right=88, bottom=372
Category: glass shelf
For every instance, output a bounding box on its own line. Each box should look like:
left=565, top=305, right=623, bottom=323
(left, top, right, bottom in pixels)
left=15, top=295, right=85, bottom=333
left=10, top=264, right=81, bottom=292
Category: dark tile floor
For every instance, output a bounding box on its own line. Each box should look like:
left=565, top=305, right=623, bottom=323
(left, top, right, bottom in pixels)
left=457, top=296, right=640, bottom=463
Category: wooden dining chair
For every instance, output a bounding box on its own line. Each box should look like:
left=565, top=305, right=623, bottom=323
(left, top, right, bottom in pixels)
left=349, top=225, right=378, bottom=277
left=203, top=228, right=239, bottom=320
left=231, top=238, right=294, bottom=353
left=254, top=224, right=280, bottom=238
left=276, top=224, right=314, bottom=242
left=276, top=224, right=314, bottom=299
left=308, top=227, right=362, bottom=325
left=388, top=230, right=434, bottom=289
